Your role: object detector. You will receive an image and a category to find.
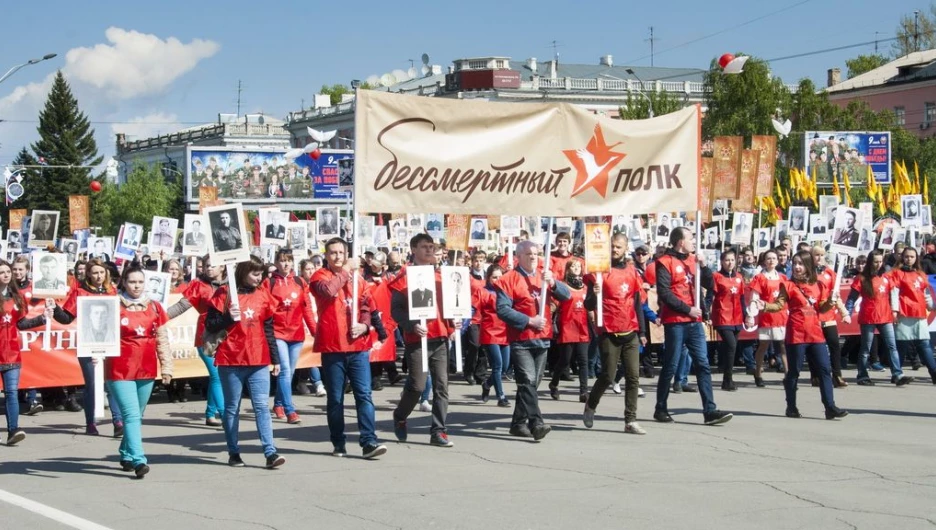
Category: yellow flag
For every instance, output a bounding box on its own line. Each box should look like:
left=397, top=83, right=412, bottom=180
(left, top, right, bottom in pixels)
left=914, top=161, right=921, bottom=194
left=924, top=174, right=929, bottom=206
left=831, top=173, right=841, bottom=201
left=866, top=165, right=876, bottom=201
left=843, top=168, right=852, bottom=194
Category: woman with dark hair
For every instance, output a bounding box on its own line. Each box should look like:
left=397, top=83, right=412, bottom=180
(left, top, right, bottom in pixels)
left=108, top=267, right=173, bottom=478
left=758, top=251, right=848, bottom=419
left=205, top=256, right=284, bottom=469
left=0, top=260, right=53, bottom=446
left=709, top=249, right=746, bottom=391
left=889, top=247, right=936, bottom=383
left=749, top=249, right=788, bottom=386
left=811, top=246, right=848, bottom=388
left=166, top=254, right=226, bottom=425
left=478, top=264, right=510, bottom=407
left=549, top=259, right=590, bottom=402
left=846, top=250, right=914, bottom=386
left=52, top=258, right=124, bottom=436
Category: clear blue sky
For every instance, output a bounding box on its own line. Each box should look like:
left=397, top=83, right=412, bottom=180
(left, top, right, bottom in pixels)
left=0, top=0, right=929, bottom=164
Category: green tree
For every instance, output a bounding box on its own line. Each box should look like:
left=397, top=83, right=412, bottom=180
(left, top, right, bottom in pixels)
left=320, top=83, right=351, bottom=106
left=701, top=55, right=793, bottom=140
left=29, top=71, right=102, bottom=230
left=618, top=90, right=686, bottom=120
left=893, top=5, right=936, bottom=56
left=91, top=164, right=182, bottom=235
left=845, top=54, right=889, bottom=78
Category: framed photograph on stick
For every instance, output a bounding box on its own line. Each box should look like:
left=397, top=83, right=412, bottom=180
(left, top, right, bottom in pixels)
left=27, top=210, right=60, bottom=249
left=830, top=207, right=863, bottom=256
left=31, top=252, right=68, bottom=297
left=182, top=214, right=208, bottom=256
left=584, top=223, right=611, bottom=326
left=76, top=296, right=121, bottom=357
left=205, top=203, right=250, bottom=265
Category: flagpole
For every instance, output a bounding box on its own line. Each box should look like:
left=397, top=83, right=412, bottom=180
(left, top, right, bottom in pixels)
left=695, top=210, right=702, bottom=311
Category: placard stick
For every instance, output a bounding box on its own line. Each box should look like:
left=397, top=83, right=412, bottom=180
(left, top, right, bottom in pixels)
left=93, top=358, right=105, bottom=419
left=719, top=219, right=725, bottom=252
left=226, top=263, right=240, bottom=321
left=832, top=253, right=846, bottom=298
left=596, top=273, right=604, bottom=328
left=42, top=319, right=52, bottom=351
left=420, top=318, right=428, bottom=373
left=507, top=243, right=514, bottom=270
left=539, top=217, right=555, bottom=318
left=454, top=326, right=463, bottom=374
left=695, top=210, right=702, bottom=310
left=348, top=192, right=359, bottom=325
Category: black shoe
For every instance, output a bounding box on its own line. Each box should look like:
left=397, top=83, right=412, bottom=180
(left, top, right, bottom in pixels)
left=113, top=422, right=124, bottom=439
left=497, top=397, right=511, bottom=407
left=825, top=406, right=849, bottom=420
left=228, top=454, right=246, bottom=467
left=363, top=443, right=388, bottom=459
left=509, top=424, right=533, bottom=438
left=133, top=464, right=150, bottom=479
left=857, top=379, right=875, bottom=386
left=295, top=382, right=311, bottom=395
left=682, top=385, right=697, bottom=393
left=389, top=374, right=405, bottom=386
left=785, top=408, right=802, bottom=418
left=755, top=376, right=765, bottom=388
left=549, top=383, right=560, bottom=400
left=912, top=362, right=922, bottom=371
left=559, top=372, right=574, bottom=382
left=393, top=420, right=407, bottom=442
left=671, top=382, right=682, bottom=394
left=25, top=402, right=42, bottom=416
left=265, top=453, right=286, bottom=469
left=65, top=399, right=82, bottom=412
left=464, top=377, right=475, bottom=386
left=579, top=393, right=588, bottom=403
left=371, top=380, right=383, bottom=391
left=654, top=410, right=674, bottom=423
left=7, top=429, right=25, bottom=446
left=120, top=460, right=134, bottom=472
left=745, top=368, right=756, bottom=376
left=721, top=374, right=737, bottom=392
left=895, top=376, right=915, bottom=386
left=703, top=410, right=733, bottom=426
left=480, top=380, right=491, bottom=403
left=531, top=424, right=551, bottom=441
left=930, top=371, right=936, bottom=385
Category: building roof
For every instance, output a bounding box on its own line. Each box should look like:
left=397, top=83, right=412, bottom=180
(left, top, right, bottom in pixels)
left=508, top=59, right=705, bottom=83
left=826, top=49, right=936, bottom=93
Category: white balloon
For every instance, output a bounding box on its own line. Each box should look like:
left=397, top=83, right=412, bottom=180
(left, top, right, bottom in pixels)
left=723, top=55, right=749, bottom=75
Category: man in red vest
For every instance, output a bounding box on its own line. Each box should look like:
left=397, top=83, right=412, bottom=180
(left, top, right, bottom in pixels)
left=496, top=239, right=571, bottom=441
left=653, top=227, right=733, bottom=426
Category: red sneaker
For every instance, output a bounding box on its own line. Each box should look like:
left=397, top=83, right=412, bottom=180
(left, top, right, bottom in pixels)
left=286, top=412, right=301, bottom=424
left=272, top=406, right=286, bottom=420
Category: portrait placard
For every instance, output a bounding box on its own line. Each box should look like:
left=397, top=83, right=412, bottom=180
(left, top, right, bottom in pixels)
left=788, top=206, right=808, bottom=236
left=87, top=236, right=114, bottom=262
left=259, top=208, right=288, bottom=247
left=730, top=213, right=753, bottom=245
left=144, top=270, right=171, bottom=307
left=59, top=238, right=79, bottom=265
left=584, top=223, right=610, bottom=274
left=830, top=207, right=863, bottom=256
left=28, top=210, right=60, bottom=249
left=468, top=217, right=488, bottom=246
left=76, top=296, right=121, bottom=357
left=901, top=194, right=923, bottom=228
left=440, top=266, right=471, bottom=319
left=150, top=216, right=179, bottom=255
left=316, top=207, right=340, bottom=239
left=205, top=202, right=250, bottom=265
left=425, top=214, right=444, bottom=240
left=31, top=251, right=68, bottom=297
left=182, top=214, right=208, bottom=256
left=406, top=265, right=437, bottom=321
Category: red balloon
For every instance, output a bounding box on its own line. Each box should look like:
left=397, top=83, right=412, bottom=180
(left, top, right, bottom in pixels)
left=90, top=180, right=102, bottom=192
left=718, top=53, right=735, bottom=69
left=310, top=148, right=322, bottom=160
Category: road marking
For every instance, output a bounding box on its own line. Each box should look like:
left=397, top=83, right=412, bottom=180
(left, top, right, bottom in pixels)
left=0, top=488, right=115, bottom=530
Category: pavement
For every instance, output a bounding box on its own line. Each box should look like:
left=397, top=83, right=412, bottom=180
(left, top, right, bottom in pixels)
left=2, top=368, right=936, bottom=530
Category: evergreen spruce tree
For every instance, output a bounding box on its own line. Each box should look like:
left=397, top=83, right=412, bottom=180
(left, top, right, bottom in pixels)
left=29, top=71, right=101, bottom=231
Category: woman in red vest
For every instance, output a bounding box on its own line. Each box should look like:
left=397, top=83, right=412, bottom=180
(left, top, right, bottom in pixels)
left=889, top=247, right=936, bottom=383
left=108, top=267, right=174, bottom=479
left=759, top=251, right=848, bottom=419
left=549, top=259, right=590, bottom=402
left=749, top=249, right=788, bottom=387
left=166, top=259, right=187, bottom=294
left=846, top=250, right=914, bottom=386
left=205, top=256, right=284, bottom=469
left=709, top=249, right=747, bottom=391
left=0, top=260, right=52, bottom=446
left=478, top=264, right=510, bottom=407
left=811, top=247, right=848, bottom=388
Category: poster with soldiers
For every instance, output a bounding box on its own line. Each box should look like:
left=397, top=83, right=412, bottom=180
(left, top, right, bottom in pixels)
left=804, top=131, right=891, bottom=186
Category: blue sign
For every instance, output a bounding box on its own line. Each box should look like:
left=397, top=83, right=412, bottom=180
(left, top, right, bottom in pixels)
left=309, top=152, right=353, bottom=200
left=804, top=131, right=891, bottom=186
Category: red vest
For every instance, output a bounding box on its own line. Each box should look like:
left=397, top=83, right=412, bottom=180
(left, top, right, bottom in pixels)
left=269, top=273, right=316, bottom=342
left=366, top=280, right=396, bottom=362
left=211, top=287, right=277, bottom=366
left=784, top=281, right=827, bottom=344
left=62, top=283, right=117, bottom=317
left=750, top=273, right=788, bottom=328
left=310, top=268, right=373, bottom=353
left=496, top=268, right=556, bottom=343
left=549, top=253, right=583, bottom=281
left=182, top=279, right=216, bottom=347
left=656, top=254, right=699, bottom=324
left=815, top=267, right=838, bottom=323
left=557, top=286, right=590, bottom=344
left=852, top=275, right=893, bottom=325
left=711, top=271, right=744, bottom=327
left=477, top=288, right=507, bottom=345
left=469, top=275, right=485, bottom=325
left=107, top=301, right=167, bottom=381
left=0, top=297, right=28, bottom=365
left=888, top=268, right=929, bottom=319
left=587, top=267, right=644, bottom=334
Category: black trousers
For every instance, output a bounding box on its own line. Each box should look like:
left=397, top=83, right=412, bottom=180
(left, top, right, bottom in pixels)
left=715, top=327, right=739, bottom=373
left=822, top=324, right=843, bottom=377
left=462, top=324, right=487, bottom=381
left=550, top=342, right=589, bottom=394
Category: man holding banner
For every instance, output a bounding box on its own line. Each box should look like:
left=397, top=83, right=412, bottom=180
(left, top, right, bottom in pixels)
left=496, top=239, right=571, bottom=441
left=653, top=227, right=733, bottom=426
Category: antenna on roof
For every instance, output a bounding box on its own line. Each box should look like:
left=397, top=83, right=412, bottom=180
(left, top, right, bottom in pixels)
left=645, top=27, right=659, bottom=67
left=549, top=40, right=563, bottom=64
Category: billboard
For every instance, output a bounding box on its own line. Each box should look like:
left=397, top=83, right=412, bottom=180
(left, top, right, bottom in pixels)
left=187, top=148, right=353, bottom=203
left=804, top=131, right=891, bottom=186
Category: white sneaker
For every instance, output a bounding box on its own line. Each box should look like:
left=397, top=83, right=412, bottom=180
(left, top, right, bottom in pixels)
left=611, top=382, right=622, bottom=394
left=625, top=422, right=647, bottom=435
left=583, top=406, right=595, bottom=429
left=637, top=386, right=645, bottom=398
left=314, top=382, right=327, bottom=397
left=418, top=400, right=432, bottom=412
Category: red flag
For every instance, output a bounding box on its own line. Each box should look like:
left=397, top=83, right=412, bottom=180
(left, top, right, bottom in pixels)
left=252, top=215, right=260, bottom=246
left=289, top=212, right=298, bottom=222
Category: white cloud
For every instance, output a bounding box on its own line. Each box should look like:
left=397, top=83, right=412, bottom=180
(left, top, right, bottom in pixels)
left=65, top=27, right=220, bottom=99
left=112, top=112, right=183, bottom=141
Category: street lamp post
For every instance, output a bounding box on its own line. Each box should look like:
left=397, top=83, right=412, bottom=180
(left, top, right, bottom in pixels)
left=624, top=68, right=654, bottom=119
left=0, top=53, right=57, bottom=85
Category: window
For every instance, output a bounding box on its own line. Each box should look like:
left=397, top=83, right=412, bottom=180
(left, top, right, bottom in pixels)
left=926, top=102, right=936, bottom=126
left=894, top=106, right=906, bottom=126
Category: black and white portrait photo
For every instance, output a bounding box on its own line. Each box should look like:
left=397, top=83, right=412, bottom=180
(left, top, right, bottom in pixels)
left=259, top=208, right=289, bottom=247
left=74, top=229, right=90, bottom=252
left=819, top=195, right=838, bottom=222
left=355, top=216, right=375, bottom=248
left=286, top=222, right=307, bottom=251
left=788, top=207, right=808, bottom=236
left=150, top=216, right=179, bottom=255
left=730, top=212, right=753, bottom=245
left=59, top=238, right=79, bottom=264
left=712, top=200, right=729, bottom=222
left=304, top=221, right=318, bottom=250
left=206, top=203, right=250, bottom=264
left=406, top=214, right=425, bottom=233
left=317, top=207, right=340, bottom=238
left=6, top=230, right=22, bottom=253
left=469, top=217, right=488, bottom=245
left=656, top=213, right=671, bottom=240
left=754, top=228, right=771, bottom=253
left=337, top=157, right=354, bottom=191
left=143, top=270, right=171, bottom=307
left=27, top=210, right=60, bottom=249
left=703, top=227, right=721, bottom=250
left=857, top=227, right=876, bottom=252
left=809, top=214, right=827, bottom=236
left=115, top=223, right=141, bottom=260
left=774, top=220, right=789, bottom=244
left=831, top=207, right=863, bottom=255
left=406, top=265, right=437, bottom=320
left=922, top=205, right=933, bottom=234
left=441, top=266, right=471, bottom=319
left=88, top=237, right=113, bottom=262
left=423, top=213, right=444, bottom=240
left=31, top=252, right=68, bottom=297
left=902, top=194, right=923, bottom=228
left=879, top=224, right=897, bottom=250
left=76, top=296, right=121, bottom=357
left=182, top=214, right=208, bottom=256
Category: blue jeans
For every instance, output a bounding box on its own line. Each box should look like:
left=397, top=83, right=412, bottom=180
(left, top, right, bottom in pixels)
left=106, top=380, right=154, bottom=466
left=857, top=324, right=903, bottom=381
left=218, top=365, right=277, bottom=458
left=2, top=367, right=21, bottom=432
left=484, top=344, right=511, bottom=399
left=198, top=348, right=223, bottom=420
left=274, top=340, right=302, bottom=414
left=78, top=357, right=122, bottom=426
left=785, top=343, right=835, bottom=412
left=656, top=322, right=716, bottom=414
left=587, top=335, right=600, bottom=377
left=321, top=352, right=378, bottom=449
left=511, top=345, right=548, bottom=429
left=676, top=345, right=692, bottom=386
left=740, top=341, right=756, bottom=371
left=897, top=340, right=936, bottom=373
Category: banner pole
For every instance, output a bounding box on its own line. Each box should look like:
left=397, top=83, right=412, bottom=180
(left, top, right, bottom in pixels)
left=226, top=263, right=240, bottom=321
left=695, top=210, right=702, bottom=311
left=539, top=217, right=554, bottom=318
